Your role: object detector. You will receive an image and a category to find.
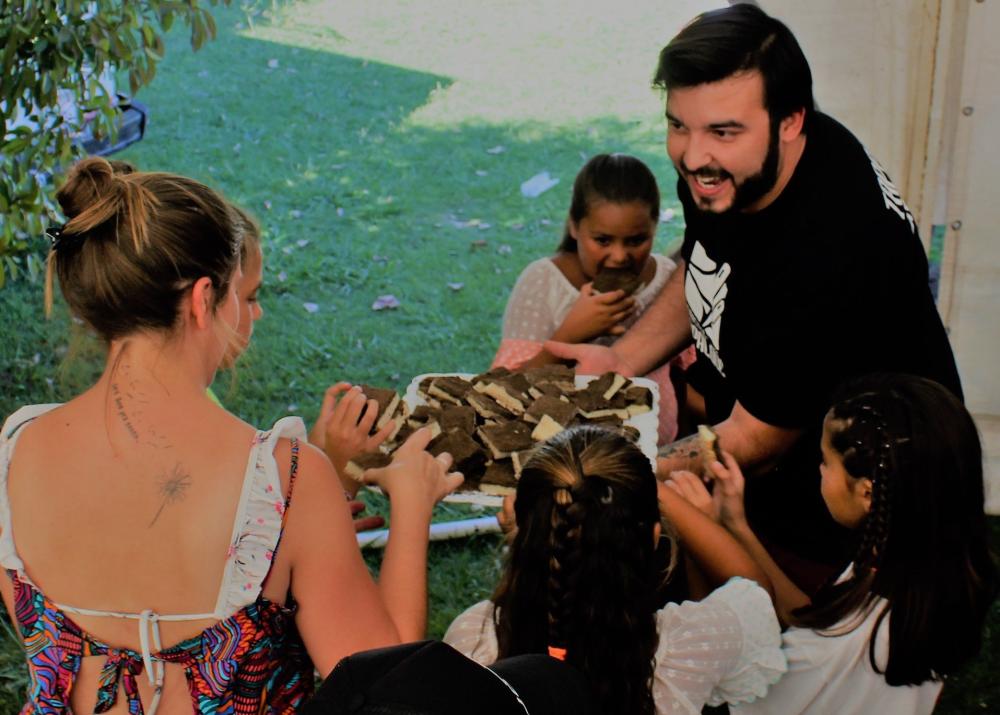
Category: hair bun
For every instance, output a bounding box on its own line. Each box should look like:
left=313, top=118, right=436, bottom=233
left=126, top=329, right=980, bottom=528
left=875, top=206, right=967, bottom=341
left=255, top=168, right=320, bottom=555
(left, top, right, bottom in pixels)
left=57, top=156, right=119, bottom=220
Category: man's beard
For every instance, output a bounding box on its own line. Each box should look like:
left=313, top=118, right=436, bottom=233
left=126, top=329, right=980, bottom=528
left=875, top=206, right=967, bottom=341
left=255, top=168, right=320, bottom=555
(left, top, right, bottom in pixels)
left=682, top=119, right=782, bottom=214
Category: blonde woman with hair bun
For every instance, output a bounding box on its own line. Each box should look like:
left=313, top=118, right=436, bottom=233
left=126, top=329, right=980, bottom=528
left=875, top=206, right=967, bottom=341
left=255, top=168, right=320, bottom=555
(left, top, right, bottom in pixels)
left=2, top=156, right=462, bottom=714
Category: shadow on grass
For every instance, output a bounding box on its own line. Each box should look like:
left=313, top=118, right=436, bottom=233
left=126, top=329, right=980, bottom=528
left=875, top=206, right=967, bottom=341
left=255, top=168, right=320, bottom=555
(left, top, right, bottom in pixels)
left=101, top=20, right=684, bottom=428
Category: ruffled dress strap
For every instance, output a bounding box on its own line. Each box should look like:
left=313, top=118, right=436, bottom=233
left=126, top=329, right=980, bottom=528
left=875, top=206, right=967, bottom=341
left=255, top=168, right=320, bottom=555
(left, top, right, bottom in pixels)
left=0, top=404, right=62, bottom=578
left=212, top=416, right=307, bottom=618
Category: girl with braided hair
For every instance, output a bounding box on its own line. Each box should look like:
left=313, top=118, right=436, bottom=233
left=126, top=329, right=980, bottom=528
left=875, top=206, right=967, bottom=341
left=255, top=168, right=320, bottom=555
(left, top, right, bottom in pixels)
left=444, top=425, right=786, bottom=714
left=695, top=373, right=999, bottom=715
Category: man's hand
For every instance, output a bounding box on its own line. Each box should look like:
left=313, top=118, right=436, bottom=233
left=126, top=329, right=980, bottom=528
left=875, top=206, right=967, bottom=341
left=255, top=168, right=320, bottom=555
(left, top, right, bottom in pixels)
left=543, top=340, right=635, bottom=376
left=657, top=402, right=803, bottom=482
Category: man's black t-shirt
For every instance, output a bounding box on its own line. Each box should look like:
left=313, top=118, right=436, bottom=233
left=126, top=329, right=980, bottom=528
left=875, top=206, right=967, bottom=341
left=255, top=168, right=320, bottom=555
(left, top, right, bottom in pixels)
left=679, top=112, right=962, bottom=564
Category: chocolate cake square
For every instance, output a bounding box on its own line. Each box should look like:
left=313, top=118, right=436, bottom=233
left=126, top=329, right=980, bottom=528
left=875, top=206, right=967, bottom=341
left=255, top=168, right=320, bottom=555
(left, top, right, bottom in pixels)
left=428, top=429, right=488, bottom=479
left=472, top=367, right=511, bottom=384
left=481, top=460, right=517, bottom=494
left=582, top=372, right=617, bottom=398
left=581, top=413, right=625, bottom=427
left=624, top=385, right=652, bottom=407
left=528, top=382, right=569, bottom=401
left=531, top=414, right=565, bottom=442
left=408, top=404, right=441, bottom=425
left=477, top=421, right=535, bottom=459
left=591, top=266, right=643, bottom=296
left=523, top=364, right=576, bottom=388
left=427, top=376, right=473, bottom=405
left=343, top=451, right=393, bottom=481
left=440, top=405, right=477, bottom=435
left=477, top=381, right=529, bottom=415
left=524, top=395, right=578, bottom=426
left=571, top=386, right=627, bottom=415
left=467, top=392, right=516, bottom=421
left=625, top=385, right=653, bottom=416
left=417, top=376, right=435, bottom=400
left=359, top=385, right=401, bottom=434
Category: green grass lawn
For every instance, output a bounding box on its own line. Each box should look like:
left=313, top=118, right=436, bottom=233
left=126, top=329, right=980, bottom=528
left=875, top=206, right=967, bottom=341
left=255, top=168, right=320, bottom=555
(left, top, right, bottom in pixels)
left=0, top=1, right=996, bottom=711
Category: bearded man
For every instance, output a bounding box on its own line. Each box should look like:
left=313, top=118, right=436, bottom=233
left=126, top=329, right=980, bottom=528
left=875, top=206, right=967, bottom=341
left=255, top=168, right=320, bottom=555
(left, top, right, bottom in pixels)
left=547, top=4, right=962, bottom=588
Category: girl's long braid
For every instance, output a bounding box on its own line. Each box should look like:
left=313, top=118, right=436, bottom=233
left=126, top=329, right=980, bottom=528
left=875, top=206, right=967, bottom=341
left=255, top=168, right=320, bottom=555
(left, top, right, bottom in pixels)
left=845, top=403, right=899, bottom=575
left=546, top=487, right=584, bottom=659
left=793, top=393, right=906, bottom=633
left=494, top=427, right=659, bottom=715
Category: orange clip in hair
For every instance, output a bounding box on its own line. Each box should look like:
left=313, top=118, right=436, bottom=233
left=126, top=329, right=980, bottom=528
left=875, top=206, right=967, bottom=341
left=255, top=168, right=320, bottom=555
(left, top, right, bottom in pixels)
left=547, top=645, right=567, bottom=661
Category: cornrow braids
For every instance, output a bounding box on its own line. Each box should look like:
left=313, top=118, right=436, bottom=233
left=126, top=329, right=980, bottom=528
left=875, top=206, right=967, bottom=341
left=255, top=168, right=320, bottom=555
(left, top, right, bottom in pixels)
left=791, top=374, right=999, bottom=687
left=838, top=402, right=900, bottom=574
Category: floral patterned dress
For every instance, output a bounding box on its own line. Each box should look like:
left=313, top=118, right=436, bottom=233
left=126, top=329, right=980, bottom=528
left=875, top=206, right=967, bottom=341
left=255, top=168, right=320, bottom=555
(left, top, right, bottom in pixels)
left=0, top=406, right=314, bottom=714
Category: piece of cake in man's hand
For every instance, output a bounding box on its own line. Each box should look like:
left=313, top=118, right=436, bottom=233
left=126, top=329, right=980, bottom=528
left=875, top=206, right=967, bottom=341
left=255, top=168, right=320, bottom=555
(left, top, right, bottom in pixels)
left=697, top=424, right=723, bottom=470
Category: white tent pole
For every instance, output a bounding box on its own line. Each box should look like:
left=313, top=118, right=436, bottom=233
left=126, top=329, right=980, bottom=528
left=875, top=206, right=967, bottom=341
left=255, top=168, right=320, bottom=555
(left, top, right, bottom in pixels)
left=357, top=516, right=502, bottom=549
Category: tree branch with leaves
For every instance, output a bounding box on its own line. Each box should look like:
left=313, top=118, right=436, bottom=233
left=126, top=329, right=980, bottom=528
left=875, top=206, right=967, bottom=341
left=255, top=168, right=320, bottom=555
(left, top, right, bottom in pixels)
left=0, top=0, right=227, bottom=285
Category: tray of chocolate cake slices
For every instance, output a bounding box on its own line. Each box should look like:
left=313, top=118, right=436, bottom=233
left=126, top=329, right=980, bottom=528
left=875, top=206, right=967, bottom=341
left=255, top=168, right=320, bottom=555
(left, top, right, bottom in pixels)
left=341, top=366, right=659, bottom=507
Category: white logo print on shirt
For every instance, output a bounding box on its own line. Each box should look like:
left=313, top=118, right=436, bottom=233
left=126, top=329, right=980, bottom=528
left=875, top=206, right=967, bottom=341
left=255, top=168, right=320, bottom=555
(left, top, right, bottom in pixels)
left=686, top=241, right=730, bottom=377
left=865, top=148, right=916, bottom=234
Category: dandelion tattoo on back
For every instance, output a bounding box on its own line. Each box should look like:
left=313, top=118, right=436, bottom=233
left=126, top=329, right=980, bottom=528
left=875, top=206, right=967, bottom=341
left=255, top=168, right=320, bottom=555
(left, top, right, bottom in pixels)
left=149, top=463, right=192, bottom=527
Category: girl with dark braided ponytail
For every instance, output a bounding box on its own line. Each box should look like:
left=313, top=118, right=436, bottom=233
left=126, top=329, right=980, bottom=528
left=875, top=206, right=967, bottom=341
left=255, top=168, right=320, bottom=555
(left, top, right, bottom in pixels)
left=702, top=373, right=1000, bottom=715
left=445, top=425, right=786, bottom=714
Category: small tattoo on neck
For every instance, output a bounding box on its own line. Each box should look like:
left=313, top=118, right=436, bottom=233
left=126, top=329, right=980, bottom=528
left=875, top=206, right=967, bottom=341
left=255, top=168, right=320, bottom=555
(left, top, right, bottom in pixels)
left=109, top=369, right=172, bottom=448
left=111, top=382, right=140, bottom=442
left=149, top=463, right=192, bottom=527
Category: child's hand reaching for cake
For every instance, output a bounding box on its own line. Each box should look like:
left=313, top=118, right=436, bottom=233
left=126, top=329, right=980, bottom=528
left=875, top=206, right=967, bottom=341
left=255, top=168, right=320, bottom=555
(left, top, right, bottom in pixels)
left=707, top=451, right=748, bottom=531
left=312, top=383, right=397, bottom=492
left=665, top=470, right=717, bottom=520
left=362, top=427, right=464, bottom=515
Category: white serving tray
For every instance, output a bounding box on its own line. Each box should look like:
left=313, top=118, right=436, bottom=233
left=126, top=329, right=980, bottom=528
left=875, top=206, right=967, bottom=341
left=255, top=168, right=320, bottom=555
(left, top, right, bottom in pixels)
left=403, top=372, right=660, bottom=507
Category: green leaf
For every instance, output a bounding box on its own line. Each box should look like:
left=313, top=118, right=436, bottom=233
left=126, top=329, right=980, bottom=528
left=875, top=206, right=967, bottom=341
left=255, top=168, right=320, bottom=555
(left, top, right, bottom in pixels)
left=192, top=18, right=206, bottom=50
left=204, top=10, right=217, bottom=40
left=3, top=137, right=30, bottom=155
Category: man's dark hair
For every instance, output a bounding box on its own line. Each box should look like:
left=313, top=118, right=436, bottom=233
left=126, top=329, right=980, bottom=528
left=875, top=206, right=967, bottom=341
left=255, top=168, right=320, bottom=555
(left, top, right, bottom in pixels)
left=653, top=3, right=815, bottom=131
